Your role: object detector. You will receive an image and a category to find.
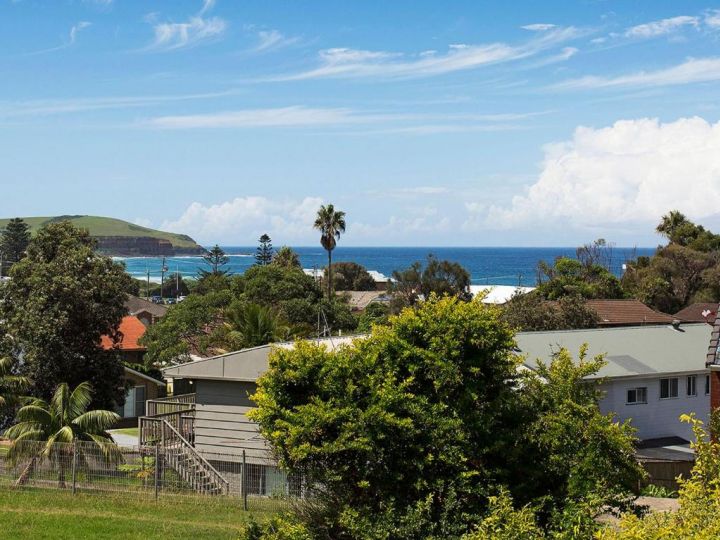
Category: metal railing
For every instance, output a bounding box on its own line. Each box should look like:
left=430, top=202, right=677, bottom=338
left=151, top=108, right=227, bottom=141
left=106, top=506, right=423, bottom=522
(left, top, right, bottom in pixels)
left=146, top=393, right=196, bottom=417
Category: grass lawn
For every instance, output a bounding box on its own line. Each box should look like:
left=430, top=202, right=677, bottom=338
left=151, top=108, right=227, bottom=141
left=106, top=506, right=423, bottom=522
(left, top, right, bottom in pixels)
left=110, top=427, right=139, bottom=437
left=0, top=488, right=275, bottom=539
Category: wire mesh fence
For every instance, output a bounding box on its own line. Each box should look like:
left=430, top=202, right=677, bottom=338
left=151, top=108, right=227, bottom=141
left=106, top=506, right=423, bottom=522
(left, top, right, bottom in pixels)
left=0, top=440, right=298, bottom=512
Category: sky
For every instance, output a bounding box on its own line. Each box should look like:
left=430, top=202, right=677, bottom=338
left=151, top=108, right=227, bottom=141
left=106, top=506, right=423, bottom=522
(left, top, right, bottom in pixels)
left=2, top=0, right=720, bottom=247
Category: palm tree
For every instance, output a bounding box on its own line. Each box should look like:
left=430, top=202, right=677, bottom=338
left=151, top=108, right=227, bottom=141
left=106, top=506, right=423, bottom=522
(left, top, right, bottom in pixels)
left=0, top=356, right=28, bottom=412
left=4, top=381, right=120, bottom=488
left=656, top=210, right=688, bottom=241
left=313, top=204, right=346, bottom=299
left=223, top=302, right=290, bottom=350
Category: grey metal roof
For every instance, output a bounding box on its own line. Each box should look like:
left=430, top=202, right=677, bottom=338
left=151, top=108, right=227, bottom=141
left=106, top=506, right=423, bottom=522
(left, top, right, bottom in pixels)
left=162, top=335, right=359, bottom=382
left=516, top=323, right=712, bottom=379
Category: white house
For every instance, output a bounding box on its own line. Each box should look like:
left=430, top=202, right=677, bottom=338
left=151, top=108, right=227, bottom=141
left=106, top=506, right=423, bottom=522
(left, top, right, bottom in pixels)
left=515, top=323, right=712, bottom=442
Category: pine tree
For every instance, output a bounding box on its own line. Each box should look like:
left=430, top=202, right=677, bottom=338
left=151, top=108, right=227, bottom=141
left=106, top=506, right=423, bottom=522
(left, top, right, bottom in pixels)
left=255, top=234, right=274, bottom=266
left=199, top=244, right=229, bottom=277
left=0, top=218, right=31, bottom=276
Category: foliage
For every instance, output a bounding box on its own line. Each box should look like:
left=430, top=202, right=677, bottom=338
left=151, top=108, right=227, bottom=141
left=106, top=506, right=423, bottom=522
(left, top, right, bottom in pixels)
left=256, top=234, right=274, bottom=266
left=147, top=272, right=190, bottom=299
left=4, top=381, right=121, bottom=487
left=500, top=292, right=599, bottom=331
left=194, top=272, right=234, bottom=295
left=0, top=356, right=28, bottom=412
left=389, top=254, right=472, bottom=312
left=356, top=301, right=390, bottom=332
left=597, top=414, right=720, bottom=540
left=272, top=246, right=301, bottom=268
left=656, top=210, right=720, bottom=252
left=314, top=204, right=346, bottom=299
left=0, top=222, right=131, bottom=408
left=240, top=515, right=313, bottom=540
left=0, top=217, right=31, bottom=275
left=536, top=256, right=624, bottom=300
left=199, top=244, right=230, bottom=278
left=251, top=297, right=523, bottom=538
left=221, top=302, right=291, bottom=351
left=325, top=261, right=376, bottom=291
left=639, top=484, right=677, bottom=498
left=463, top=490, right=545, bottom=540
left=140, top=290, right=232, bottom=365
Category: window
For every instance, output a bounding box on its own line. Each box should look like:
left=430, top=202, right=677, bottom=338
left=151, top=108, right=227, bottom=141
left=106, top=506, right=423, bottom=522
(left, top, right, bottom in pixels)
left=121, top=386, right=146, bottom=418
left=626, top=387, right=647, bottom=404
left=687, top=376, right=697, bottom=396
left=660, top=377, right=679, bottom=399
left=706, top=375, right=711, bottom=396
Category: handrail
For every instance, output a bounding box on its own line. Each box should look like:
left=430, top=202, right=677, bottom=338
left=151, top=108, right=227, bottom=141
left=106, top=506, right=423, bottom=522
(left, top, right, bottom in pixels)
left=161, top=418, right=229, bottom=494
left=146, top=394, right=196, bottom=417
left=151, top=393, right=196, bottom=403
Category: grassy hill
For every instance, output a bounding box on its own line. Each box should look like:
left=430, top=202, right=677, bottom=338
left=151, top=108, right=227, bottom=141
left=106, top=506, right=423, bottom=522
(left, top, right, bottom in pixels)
left=0, top=215, right=203, bottom=255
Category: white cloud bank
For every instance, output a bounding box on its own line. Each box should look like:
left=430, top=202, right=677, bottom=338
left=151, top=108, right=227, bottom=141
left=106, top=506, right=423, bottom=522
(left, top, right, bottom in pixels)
left=161, top=196, right=323, bottom=243
left=625, top=15, right=699, bottom=38
left=486, top=117, right=720, bottom=230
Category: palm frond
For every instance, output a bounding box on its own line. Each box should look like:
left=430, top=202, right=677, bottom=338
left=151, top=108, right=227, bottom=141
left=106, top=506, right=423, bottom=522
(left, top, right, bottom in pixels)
left=50, top=382, right=71, bottom=423
left=67, top=381, right=93, bottom=419
left=73, top=409, right=120, bottom=434
left=15, top=404, right=53, bottom=426
left=84, top=433, right=122, bottom=465
left=4, top=421, right=45, bottom=440
left=7, top=430, right=45, bottom=463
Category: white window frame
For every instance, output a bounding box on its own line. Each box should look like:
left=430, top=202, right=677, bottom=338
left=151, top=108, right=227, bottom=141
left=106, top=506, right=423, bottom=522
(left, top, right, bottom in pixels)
left=626, top=387, right=648, bottom=405
left=660, top=377, right=679, bottom=399
left=687, top=375, right=697, bottom=397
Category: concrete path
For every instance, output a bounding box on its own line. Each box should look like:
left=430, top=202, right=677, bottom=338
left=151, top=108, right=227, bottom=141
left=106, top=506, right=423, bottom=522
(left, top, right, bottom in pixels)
left=109, top=431, right=139, bottom=448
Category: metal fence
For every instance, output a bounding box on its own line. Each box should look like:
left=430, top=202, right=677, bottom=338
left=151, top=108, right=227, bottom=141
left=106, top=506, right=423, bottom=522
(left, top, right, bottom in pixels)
left=0, top=440, right=298, bottom=512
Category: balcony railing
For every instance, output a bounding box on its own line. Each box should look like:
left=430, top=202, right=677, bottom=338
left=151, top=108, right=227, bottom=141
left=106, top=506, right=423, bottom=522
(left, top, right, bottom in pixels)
left=146, top=393, right=196, bottom=417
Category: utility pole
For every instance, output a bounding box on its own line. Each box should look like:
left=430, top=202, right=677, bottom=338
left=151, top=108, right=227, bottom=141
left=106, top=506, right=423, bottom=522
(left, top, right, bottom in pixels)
left=176, top=265, right=180, bottom=300
left=160, top=256, right=168, bottom=304
left=146, top=266, right=150, bottom=301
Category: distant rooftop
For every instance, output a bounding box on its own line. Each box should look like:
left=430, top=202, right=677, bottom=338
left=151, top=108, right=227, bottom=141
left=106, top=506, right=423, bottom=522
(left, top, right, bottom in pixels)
left=674, top=303, right=718, bottom=324
left=585, top=299, right=675, bottom=327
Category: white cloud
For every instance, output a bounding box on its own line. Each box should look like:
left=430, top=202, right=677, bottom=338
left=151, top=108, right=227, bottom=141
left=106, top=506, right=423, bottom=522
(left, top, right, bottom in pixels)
left=522, top=24, right=557, bottom=31
left=24, top=20, right=92, bottom=55
left=624, top=15, right=699, bottom=38
left=199, top=0, right=215, bottom=16
left=70, top=21, right=92, bottom=44
left=486, top=117, right=720, bottom=231
left=149, top=16, right=226, bottom=51
left=553, top=57, right=720, bottom=89
left=706, top=10, right=720, bottom=28
left=275, top=26, right=581, bottom=80
left=253, top=29, right=300, bottom=52
left=161, top=196, right=324, bottom=243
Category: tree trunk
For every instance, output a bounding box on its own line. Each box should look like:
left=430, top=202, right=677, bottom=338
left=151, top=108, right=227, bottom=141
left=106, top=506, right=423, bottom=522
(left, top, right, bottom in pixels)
left=327, top=249, right=332, bottom=299
left=15, top=456, right=37, bottom=486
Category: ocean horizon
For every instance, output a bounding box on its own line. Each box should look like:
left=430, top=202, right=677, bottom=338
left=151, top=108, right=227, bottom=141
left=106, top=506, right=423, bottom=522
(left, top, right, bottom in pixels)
left=119, top=246, right=657, bottom=287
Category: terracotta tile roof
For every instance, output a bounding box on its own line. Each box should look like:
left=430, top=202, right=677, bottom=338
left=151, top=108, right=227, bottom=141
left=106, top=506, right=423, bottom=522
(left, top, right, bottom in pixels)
left=101, top=315, right=147, bottom=351
left=706, top=304, right=720, bottom=366
left=673, top=303, right=719, bottom=324
left=584, top=299, right=675, bottom=326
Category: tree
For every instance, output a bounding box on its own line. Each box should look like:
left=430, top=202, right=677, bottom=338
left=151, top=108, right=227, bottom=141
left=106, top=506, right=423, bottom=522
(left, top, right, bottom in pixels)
left=0, top=356, right=28, bottom=425
left=4, top=381, right=120, bottom=488
left=313, top=204, right=346, bottom=299
left=325, top=261, right=375, bottom=291
left=356, top=301, right=390, bottom=332
left=272, top=246, right=301, bottom=268
left=250, top=297, right=641, bottom=539
left=221, top=302, right=290, bottom=350
left=140, top=290, right=233, bottom=365
left=536, top=257, right=624, bottom=300
left=0, top=218, right=31, bottom=276
left=199, top=244, right=230, bottom=277
left=149, top=272, right=189, bottom=299
left=0, top=222, right=131, bottom=409
left=255, top=234, right=274, bottom=266
left=389, top=255, right=471, bottom=312
left=500, top=291, right=599, bottom=331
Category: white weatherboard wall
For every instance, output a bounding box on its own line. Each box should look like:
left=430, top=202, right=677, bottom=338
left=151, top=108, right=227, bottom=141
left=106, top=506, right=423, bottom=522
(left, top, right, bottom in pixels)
left=599, top=372, right=709, bottom=441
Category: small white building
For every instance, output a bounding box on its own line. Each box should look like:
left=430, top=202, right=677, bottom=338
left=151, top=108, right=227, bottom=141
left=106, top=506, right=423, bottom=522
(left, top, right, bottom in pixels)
left=515, top=323, right=712, bottom=442
left=469, top=284, right=535, bottom=304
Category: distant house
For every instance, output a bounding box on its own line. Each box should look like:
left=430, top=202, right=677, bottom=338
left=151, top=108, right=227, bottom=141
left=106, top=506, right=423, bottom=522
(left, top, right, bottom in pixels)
left=584, top=299, right=675, bottom=327
left=125, top=295, right=168, bottom=327
left=704, top=306, right=720, bottom=412
left=675, top=303, right=718, bottom=324
left=516, top=323, right=711, bottom=442
left=101, top=315, right=165, bottom=425
left=341, top=290, right=387, bottom=311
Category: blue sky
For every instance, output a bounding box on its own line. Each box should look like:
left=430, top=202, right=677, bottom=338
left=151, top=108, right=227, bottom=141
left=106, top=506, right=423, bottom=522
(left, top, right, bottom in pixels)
left=2, top=0, right=720, bottom=246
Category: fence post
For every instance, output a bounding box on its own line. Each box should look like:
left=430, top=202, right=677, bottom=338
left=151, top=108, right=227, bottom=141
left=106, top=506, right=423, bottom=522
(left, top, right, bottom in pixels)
left=242, top=450, right=247, bottom=511
left=154, top=445, right=160, bottom=500
left=71, top=442, right=78, bottom=495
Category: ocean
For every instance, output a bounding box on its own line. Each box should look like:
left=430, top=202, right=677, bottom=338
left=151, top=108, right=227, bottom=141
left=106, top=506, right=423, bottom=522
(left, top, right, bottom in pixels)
left=118, top=246, right=657, bottom=287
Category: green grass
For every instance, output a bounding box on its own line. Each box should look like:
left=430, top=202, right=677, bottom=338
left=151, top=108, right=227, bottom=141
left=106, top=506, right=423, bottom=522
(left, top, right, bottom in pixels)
left=110, top=427, right=139, bottom=437
left=0, top=487, right=275, bottom=539
left=0, top=215, right=201, bottom=250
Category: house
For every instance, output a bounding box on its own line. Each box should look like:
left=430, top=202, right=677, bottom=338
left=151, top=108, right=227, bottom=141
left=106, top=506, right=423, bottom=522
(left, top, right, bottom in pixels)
left=125, top=295, right=168, bottom=326
left=101, top=315, right=165, bottom=425
left=704, top=305, right=720, bottom=412
left=341, top=290, right=387, bottom=311
left=675, top=303, right=718, bottom=324
left=516, top=323, right=712, bottom=442
left=583, top=299, right=675, bottom=327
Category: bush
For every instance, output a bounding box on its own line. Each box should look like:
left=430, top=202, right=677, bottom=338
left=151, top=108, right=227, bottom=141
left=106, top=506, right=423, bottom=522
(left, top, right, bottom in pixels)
left=240, top=516, right=313, bottom=540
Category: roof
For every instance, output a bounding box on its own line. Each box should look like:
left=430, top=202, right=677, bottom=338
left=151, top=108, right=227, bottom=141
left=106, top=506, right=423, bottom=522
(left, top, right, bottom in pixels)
left=706, top=304, right=720, bottom=366
left=123, top=366, right=165, bottom=386
left=674, top=303, right=718, bottom=324
left=101, top=316, right=147, bottom=352
left=584, top=299, right=675, bottom=326
left=516, top=323, right=711, bottom=379
left=340, top=290, right=386, bottom=310
left=125, top=295, right=168, bottom=319
left=162, top=335, right=359, bottom=382
left=469, top=285, right=535, bottom=304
